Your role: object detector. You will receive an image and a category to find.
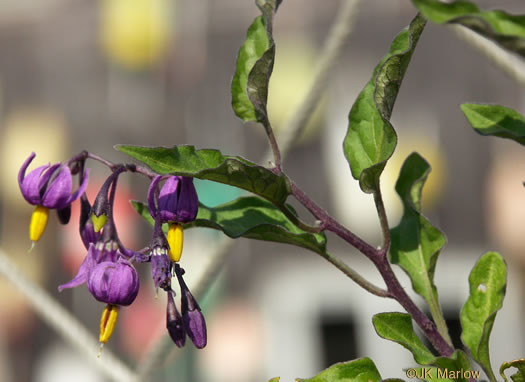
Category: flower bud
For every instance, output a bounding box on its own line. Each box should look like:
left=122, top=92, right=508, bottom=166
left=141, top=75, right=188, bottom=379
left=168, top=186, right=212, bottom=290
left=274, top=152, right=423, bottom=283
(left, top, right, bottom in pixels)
left=176, top=264, right=206, bottom=349
left=166, top=290, right=185, bottom=348
left=87, top=260, right=139, bottom=306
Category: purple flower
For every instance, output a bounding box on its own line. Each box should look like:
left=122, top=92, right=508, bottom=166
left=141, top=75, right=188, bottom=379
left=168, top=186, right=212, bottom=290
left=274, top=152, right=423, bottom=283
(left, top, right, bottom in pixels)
left=58, top=241, right=119, bottom=292
left=148, top=176, right=198, bottom=223
left=18, top=152, right=88, bottom=210
left=166, top=290, right=186, bottom=348
left=87, top=259, right=139, bottom=306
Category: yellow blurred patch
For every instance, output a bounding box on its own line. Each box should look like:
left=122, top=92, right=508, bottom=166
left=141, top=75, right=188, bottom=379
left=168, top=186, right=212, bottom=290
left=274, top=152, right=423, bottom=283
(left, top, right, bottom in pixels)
left=101, top=0, right=172, bottom=70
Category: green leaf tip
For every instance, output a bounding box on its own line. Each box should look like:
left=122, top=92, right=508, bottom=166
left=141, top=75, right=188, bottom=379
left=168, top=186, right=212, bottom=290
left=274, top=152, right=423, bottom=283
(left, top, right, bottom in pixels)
left=268, top=377, right=281, bottom=382
left=343, top=13, right=426, bottom=193
left=500, top=359, right=525, bottom=382
left=232, top=0, right=281, bottom=124
left=132, top=196, right=327, bottom=255
left=389, top=152, right=451, bottom=345
left=296, top=358, right=382, bottom=382
left=115, top=144, right=291, bottom=205
left=412, top=0, right=525, bottom=57
left=373, top=312, right=435, bottom=365
left=461, top=251, right=507, bottom=382
left=461, top=103, right=525, bottom=146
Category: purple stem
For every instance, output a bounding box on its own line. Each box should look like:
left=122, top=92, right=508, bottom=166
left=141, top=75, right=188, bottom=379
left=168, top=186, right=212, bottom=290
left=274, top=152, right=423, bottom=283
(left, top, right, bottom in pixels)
left=290, top=181, right=454, bottom=357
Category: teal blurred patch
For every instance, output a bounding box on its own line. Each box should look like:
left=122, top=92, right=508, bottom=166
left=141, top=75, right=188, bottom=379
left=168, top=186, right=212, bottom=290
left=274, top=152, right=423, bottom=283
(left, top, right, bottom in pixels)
left=194, top=179, right=243, bottom=207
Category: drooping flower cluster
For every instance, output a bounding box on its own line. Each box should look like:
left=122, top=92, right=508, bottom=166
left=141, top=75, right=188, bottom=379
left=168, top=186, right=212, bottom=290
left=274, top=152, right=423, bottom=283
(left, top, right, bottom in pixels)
left=18, top=153, right=206, bottom=351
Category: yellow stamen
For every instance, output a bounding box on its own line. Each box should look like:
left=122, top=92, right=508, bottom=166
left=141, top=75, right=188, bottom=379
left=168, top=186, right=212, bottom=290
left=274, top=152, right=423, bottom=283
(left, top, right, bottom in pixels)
left=99, top=304, right=119, bottom=344
left=167, top=223, right=184, bottom=262
left=29, top=205, right=49, bottom=243
left=91, top=214, right=108, bottom=233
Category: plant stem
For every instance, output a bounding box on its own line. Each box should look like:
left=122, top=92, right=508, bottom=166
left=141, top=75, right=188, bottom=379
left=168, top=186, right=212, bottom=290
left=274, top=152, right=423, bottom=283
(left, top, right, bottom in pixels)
left=373, top=187, right=390, bottom=251
left=322, top=252, right=390, bottom=298
left=263, top=119, right=282, bottom=173
left=371, top=254, right=454, bottom=356
left=290, top=180, right=455, bottom=357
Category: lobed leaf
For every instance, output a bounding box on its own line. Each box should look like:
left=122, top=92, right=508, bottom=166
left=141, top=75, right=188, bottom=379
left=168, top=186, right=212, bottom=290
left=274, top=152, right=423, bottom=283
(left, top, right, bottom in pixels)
left=500, top=359, right=525, bottom=382
left=412, top=0, right=525, bottom=57
left=460, top=251, right=507, bottom=382
left=343, top=13, right=426, bottom=193
left=232, top=0, right=281, bottom=123
left=296, top=358, right=382, bottom=382
left=132, top=196, right=327, bottom=255
left=461, top=104, right=525, bottom=145
left=389, top=153, right=450, bottom=343
left=116, top=145, right=291, bottom=205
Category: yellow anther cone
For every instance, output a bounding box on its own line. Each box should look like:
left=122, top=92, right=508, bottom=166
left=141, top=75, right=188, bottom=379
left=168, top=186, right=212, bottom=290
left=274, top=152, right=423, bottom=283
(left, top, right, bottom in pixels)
left=99, top=304, right=119, bottom=345
left=29, top=205, right=49, bottom=243
left=167, top=223, right=183, bottom=262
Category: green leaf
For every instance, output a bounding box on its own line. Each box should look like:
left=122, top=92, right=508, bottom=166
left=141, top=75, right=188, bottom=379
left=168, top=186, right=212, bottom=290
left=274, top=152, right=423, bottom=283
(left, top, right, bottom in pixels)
left=373, top=313, right=471, bottom=380
left=412, top=0, right=525, bottom=57
left=389, top=153, right=451, bottom=344
left=343, top=13, right=426, bottom=193
left=500, top=359, right=525, bottom=382
left=461, top=251, right=507, bottom=382
left=411, top=352, right=473, bottom=382
left=296, top=358, right=382, bottom=382
left=461, top=104, right=525, bottom=145
left=232, top=0, right=281, bottom=123
left=373, top=312, right=435, bottom=365
left=268, top=378, right=281, bottom=382
left=116, top=145, right=291, bottom=205
left=131, top=196, right=327, bottom=255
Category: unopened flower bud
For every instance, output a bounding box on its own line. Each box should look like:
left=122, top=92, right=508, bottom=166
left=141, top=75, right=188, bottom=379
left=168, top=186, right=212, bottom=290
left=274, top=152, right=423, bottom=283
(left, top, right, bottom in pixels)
left=166, top=290, right=185, bottom=347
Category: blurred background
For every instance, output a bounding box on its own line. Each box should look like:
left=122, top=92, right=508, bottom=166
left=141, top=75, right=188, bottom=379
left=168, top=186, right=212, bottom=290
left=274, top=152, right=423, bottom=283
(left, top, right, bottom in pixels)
left=0, top=0, right=524, bottom=381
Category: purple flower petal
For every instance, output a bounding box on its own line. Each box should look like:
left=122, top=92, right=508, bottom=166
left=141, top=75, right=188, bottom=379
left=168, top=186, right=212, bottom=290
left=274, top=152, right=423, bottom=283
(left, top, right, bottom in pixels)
left=41, top=165, right=73, bottom=209
left=184, top=309, right=207, bottom=349
left=58, top=244, right=99, bottom=292
left=87, top=260, right=139, bottom=306
left=18, top=152, right=36, bottom=187
left=38, top=163, right=61, bottom=194
left=147, top=176, right=163, bottom=219
left=68, top=169, right=89, bottom=204
left=158, top=176, right=180, bottom=221
left=151, top=248, right=172, bottom=290
left=166, top=290, right=186, bottom=348
left=20, top=164, right=48, bottom=205
left=175, top=177, right=199, bottom=222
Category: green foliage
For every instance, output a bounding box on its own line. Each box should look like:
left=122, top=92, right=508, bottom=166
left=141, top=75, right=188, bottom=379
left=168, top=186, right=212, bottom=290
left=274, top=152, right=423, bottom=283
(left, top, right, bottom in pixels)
left=296, top=358, right=382, bottom=382
left=373, top=312, right=470, bottom=381
left=343, top=13, right=426, bottom=193
left=412, top=0, right=525, bottom=57
left=268, top=378, right=281, bottom=382
left=132, top=196, right=327, bottom=254
left=389, top=153, right=450, bottom=343
left=116, top=145, right=291, bottom=205
left=373, top=312, right=435, bottom=365
left=460, top=252, right=507, bottom=382
left=232, top=0, right=281, bottom=124
left=461, top=104, right=525, bottom=145
left=500, top=359, right=525, bottom=382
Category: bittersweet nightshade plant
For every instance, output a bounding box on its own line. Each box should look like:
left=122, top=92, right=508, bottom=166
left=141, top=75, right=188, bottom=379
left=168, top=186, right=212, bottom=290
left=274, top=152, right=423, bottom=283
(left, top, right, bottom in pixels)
left=13, top=0, right=525, bottom=381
